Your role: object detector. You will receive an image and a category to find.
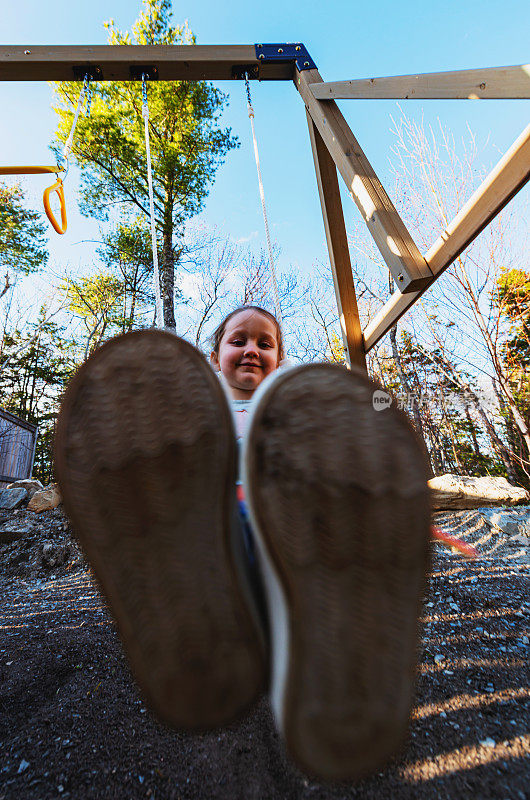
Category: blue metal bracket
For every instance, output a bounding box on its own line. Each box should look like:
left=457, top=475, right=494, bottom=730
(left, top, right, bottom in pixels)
left=254, top=43, right=316, bottom=72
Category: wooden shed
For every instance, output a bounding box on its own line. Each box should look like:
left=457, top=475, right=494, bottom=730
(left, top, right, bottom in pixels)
left=0, top=409, right=38, bottom=488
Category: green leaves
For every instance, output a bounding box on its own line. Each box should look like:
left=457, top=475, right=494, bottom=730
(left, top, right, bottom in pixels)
left=0, top=183, right=48, bottom=276
left=51, top=0, right=237, bottom=231
left=496, top=268, right=530, bottom=367
left=50, top=0, right=238, bottom=327
left=64, top=273, right=124, bottom=328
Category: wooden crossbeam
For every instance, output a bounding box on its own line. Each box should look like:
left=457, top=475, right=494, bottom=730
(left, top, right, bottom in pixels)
left=296, top=68, right=433, bottom=293
left=0, top=45, right=294, bottom=82
left=310, top=65, right=530, bottom=100
left=363, top=123, right=530, bottom=350
left=306, top=112, right=366, bottom=370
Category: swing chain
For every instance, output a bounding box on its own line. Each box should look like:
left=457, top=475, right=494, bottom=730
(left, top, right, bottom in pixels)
left=245, top=72, right=254, bottom=116
left=245, top=72, right=252, bottom=106
left=141, top=73, right=148, bottom=116
left=84, top=75, right=92, bottom=118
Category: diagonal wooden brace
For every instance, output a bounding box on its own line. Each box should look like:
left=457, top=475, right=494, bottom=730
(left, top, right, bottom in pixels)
left=363, top=123, right=530, bottom=350
left=296, top=67, right=433, bottom=293
left=306, top=111, right=366, bottom=370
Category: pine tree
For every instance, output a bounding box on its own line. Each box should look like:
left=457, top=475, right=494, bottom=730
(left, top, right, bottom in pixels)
left=51, top=0, right=238, bottom=329
left=0, top=183, right=48, bottom=292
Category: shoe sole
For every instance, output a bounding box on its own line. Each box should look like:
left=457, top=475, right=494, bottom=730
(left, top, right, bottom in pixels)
left=54, top=330, right=266, bottom=729
left=243, top=364, right=431, bottom=781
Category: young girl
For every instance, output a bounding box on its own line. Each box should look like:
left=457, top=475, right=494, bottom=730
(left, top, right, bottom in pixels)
left=54, top=306, right=431, bottom=783
left=210, top=304, right=284, bottom=430
left=209, top=305, right=284, bottom=499
left=209, top=306, right=284, bottom=612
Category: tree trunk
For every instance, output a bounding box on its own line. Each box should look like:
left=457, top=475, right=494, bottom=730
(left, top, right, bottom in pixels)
left=416, top=344, right=520, bottom=484
left=161, top=228, right=176, bottom=330
left=490, top=376, right=528, bottom=479
left=389, top=326, right=434, bottom=476
left=467, top=390, right=519, bottom=483
left=465, top=404, right=482, bottom=459
left=499, top=378, right=530, bottom=459
left=439, top=394, right=462, bottom=473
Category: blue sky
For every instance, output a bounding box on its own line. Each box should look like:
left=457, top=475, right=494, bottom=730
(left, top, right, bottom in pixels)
left=1, top=0, right=529, bottom=291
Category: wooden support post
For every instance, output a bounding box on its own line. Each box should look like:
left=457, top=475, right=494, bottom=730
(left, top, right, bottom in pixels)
left=296, top=68, right=432, bottom=293
left=363, top=123, right=530, bottom=350
left=306, top=111, right=366, bottom=371
left=310, top=64, right=530, bottom=100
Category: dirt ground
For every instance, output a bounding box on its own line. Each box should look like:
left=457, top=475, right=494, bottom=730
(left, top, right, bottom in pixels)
left=0, top=507, right=528, bottom=799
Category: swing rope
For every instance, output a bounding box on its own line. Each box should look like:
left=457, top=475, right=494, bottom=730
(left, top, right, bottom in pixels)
left=0, top=75, right=92, bottom=234
left=43, top=74, right=92, bottom=235
left=62, top=74, right=92, bottom=176
left=141, top=75, right=164, bottom=329
left=244, top=74, right=282, bottom=325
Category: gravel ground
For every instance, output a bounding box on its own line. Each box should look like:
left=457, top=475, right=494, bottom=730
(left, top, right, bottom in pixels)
left=0, top=507, right=528, bottom=799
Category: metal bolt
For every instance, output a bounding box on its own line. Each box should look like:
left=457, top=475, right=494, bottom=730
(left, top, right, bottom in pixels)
left=278, top=48, right=283, bottom=53
left=24, top=49, right=31, bottom=55
left=257, top=44, right=263, bottom=48
left=304, top=61, right=309, bottom=67
left=480, top=82, right=486, bottom=90
left=398, top=273, right=404, bottom=282
left=295, top=45, right=301, bottom=51
left=259, top=54, right=264, bottom=59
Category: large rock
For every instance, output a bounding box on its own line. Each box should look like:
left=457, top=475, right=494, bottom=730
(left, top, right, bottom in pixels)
left=430, top=474, right=530, bottom=510
left=0, top=522, right=33, bottom=543
left=6, top=478, right=43, bottom=499
left=480, top=506, right=530, bottom=539
left=27, top=483, right=62, bottom=513
left=0, top=487, right=28, bottom=510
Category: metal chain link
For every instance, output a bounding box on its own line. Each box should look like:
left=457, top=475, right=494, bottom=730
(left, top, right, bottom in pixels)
left=244, top=72, right=252, bottom=107
left=85, top=75, right=92, bottom=117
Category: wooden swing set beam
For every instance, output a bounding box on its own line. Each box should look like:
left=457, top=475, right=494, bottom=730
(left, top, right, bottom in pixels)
left=310, top=64, right=530, bottom=100
left=0, top=45, right=292, bottom=82
left=0, top=45, right=528, bottom=371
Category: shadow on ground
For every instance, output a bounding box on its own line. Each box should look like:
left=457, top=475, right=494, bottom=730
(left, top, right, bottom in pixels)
left=0, top=518, right=528, bottom=800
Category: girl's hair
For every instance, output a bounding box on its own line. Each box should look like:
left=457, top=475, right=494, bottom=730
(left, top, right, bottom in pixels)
left=210, top=305, right=285, bottom=362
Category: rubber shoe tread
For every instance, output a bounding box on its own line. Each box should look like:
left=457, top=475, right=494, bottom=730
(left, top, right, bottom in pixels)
left=244, top=364, right=431, bottom=781
left=54, top=330, right=266, bottom=729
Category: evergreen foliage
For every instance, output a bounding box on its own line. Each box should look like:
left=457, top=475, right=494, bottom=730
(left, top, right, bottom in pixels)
left=0, top=318, right=76, bottom=483
left=0, top=184, right=48, bottom=278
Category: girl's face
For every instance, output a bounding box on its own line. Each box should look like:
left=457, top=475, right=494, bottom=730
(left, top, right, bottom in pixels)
left=211, top=310, right=280, bottom=399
